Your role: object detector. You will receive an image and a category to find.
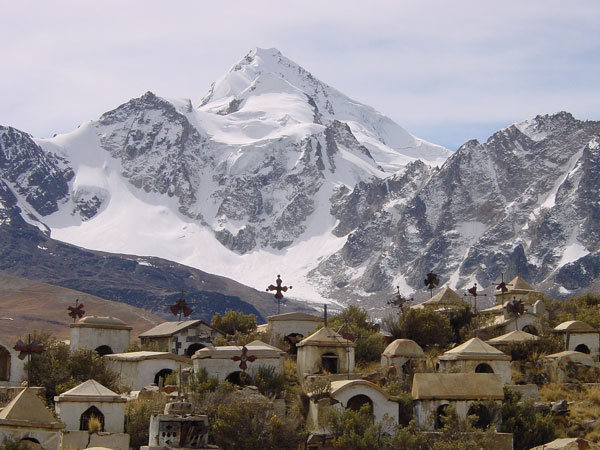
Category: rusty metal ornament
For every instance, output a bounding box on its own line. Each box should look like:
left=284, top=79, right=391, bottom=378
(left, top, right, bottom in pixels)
left=266, top=275, right=292, bottom=314
left=494, top=273, right=512, bottom=295
left=387, top=286, right=413, bottom=311
left=231, top=345, right=257, bottom=372
left=424, top=272, right=440, bottom=298
left=67, top=299, right=85, bottom=323
left=464, top=283, right=480, bottom=313
left=14, top=335, right=44, bottom=361
left=170, top=290, right=193, bottom=321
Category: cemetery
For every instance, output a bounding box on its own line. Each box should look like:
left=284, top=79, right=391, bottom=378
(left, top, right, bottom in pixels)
left=2, top=274, right=600, bottom=449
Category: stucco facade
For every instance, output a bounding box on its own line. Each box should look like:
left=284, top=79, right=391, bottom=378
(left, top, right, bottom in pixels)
left=297, top=327, right=355, bottom=381
left=0, top=338, right=25, bottom=385
left=553, top=321, right=600, bottom=358
left=192, top=340, right=285, bottom=383
left=69, top=316, right=132, bottom=355
left=380, top=339, right=426, bottom=375
left=139, top=320, right=224, bottom=357
left=266, top=312, right=322, bottom=340
left=104, top=352, right=191, bottom=391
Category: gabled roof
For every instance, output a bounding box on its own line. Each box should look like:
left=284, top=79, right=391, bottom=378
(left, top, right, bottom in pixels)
left=553, top=320, right=597, bottom=333
left=139, top=320, right=224, bottom=338
left=0, top=388, right=64, bottom=429
left=296, top=327, right=355, bottom=348
left=487, top=330, right=540, bottom=344
left=382, top=339, right=425, bottom=358
left=267, top=312, right=321, bottom=322
left=55, top=380, right=125, bottom=403
left=412, top=373, right=504, bottom=400
left=439, top=337, right=510, bottom=361
left=104, top=351, right=191, bottom=363
left=421, top=287, right=468, bottom=307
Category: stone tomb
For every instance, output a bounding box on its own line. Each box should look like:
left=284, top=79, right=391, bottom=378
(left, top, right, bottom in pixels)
left=296, top=327, right=355, bottom=382
left=142, top=401, right=213, bottom=449
left=104, top=351, right=191, bottom=391
left=553, top=320, right=600, bottom=358
left=307, top=379, right=399, bottom=434
left=192, top=340, right=285, bottom=384
left=0, top=337, right=25, bottom=385
left=0, top=387, right=64, bottom=450
left=265, top=312, right=322, bottom=342
left=380, top=339, right=426, bottom=375
left=70, top=316, right=132, bottom=356
left=54, top=379, right=129, bottom=449
left=139, top=320, right=225, bottom=357
left=438, top=337, right=512, bottom=385
left=412, top=287, right=469, bottom=313
left=412, top=373, right=504, bottom=431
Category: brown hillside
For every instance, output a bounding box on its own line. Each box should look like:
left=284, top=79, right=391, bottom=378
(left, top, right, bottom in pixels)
left=0, top=272, right=163, bottom=342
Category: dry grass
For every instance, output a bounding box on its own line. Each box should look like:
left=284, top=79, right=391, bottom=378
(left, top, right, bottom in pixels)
left=87, top=416, right=102, bottom=433
left=538, top=382, right=581, bottom=402
left=356, top=360, right=382, bottom=374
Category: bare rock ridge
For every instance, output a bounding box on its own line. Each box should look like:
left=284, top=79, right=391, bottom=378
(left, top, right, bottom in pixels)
left=0, top=48, right=599, bottom=312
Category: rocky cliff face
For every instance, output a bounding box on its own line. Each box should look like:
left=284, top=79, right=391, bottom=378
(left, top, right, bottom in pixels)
left=0, top=48, right=599, bottom=310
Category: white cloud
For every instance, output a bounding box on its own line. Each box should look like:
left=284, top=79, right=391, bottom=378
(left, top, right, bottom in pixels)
left=0, top=0, right=598, bottom=148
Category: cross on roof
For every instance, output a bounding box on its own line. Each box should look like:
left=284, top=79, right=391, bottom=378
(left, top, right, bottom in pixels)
left=231, top=345, right=257, bottom=372
left=67, top=298, right=85, bottom=323
left=388, top=286, right=413, bottom=311
left=14, top=334, right=44, bottom=386
left=266, top=275, right=292, bottom=314
left=464, top=283, right=481, bottom=313
left=169, top=290, right=193, bottom=321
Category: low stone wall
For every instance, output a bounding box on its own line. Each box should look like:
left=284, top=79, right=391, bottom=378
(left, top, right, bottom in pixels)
left=505, top=384, right=539, bottom=401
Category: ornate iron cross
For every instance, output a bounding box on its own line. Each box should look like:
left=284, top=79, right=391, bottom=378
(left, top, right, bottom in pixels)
left=387, top=286, right=413, bottom=312
left=266, top=275, right=292, bottom=314
left=494, top=273, right=513, bottom=304
left=464, top=283, right=480, bottom=313
left=231, top=345, right=257, bottom=372
left=170, top=290, right=193, bottom=321
left=67, top=299, right=85, bottom=323
left=424, top=272, right=440, bottom=298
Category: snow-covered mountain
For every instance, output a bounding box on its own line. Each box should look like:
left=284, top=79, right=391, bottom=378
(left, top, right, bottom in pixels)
left=0, top=48, right=598, bottom=311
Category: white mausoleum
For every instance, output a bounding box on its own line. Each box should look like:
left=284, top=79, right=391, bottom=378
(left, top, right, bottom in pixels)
left=553, top=320, right=600, bottom=358
left=266, top=312, right=322, bottom=340
left=296, top=327, right=355, bottom=381
left=192, top=340, right=285, bottom=384
left=307, top=379, right=399, bottom=433
left=412, top=373, right=504, bottom=431
left=380, top=339, right=426, bottom=375
left=55, top=379, right=129, bottom=450
left=0, top=388, right=64, bottom=450
left=0, top=337, right=25, bottom=385
left=104, top=351, right=191, bottom=391
left=438, top=337, right=512, bottom=385
left=69, top=316, right=132, bottom=356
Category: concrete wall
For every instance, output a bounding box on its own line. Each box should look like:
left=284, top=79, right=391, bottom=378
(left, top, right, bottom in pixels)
left=0, top=339, right=25, bottom=384
left=55, top=401, right=125, bottom=433
left=0, top=426, right=61, bottom=450
left=193, top=357, right=283, bottom=383
left=565, top=333, right=600, bottom=358
left=331, top=384, right=398, bottom=424
left=381, top=355, right=427, bottom=375
left=501, top=314, right=541, bottom=335
left=414, top=399, right=501, bottom=431
left=60, top=430, right=130, bottom=449
left=438, top=359, right=512, bottom=385
left=70, top=327, right=131, bottom=354
left=105, top=359, right=191, bottom=391
left=297, top=345, right=354, bottom=379
left=269, top=320, right=320, bottom=340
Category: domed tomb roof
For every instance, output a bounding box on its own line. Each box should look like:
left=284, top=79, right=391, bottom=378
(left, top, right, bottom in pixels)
left=382, top=339, right=425, bottom=358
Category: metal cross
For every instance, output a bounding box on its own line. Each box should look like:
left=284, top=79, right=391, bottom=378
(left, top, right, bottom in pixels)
left=494, top=273, right=513, bottom=304
left=424, top=272, right=440, bottom=298
left=170, top=290, right=193, bottom=321
left=14, top=334, right=44, bottom=386
left=464, top=283, right=481, bottom=313
left=387, top=286, right=413, bottom=312
left=67, top=299, right=85, bottom=323
left=231, top=345, right=257, bottom=372
left=266, top=275, right=292, bottom=314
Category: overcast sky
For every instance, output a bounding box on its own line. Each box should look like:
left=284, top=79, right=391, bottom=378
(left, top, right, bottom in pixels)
left=1, top=1, right=598, bottom=149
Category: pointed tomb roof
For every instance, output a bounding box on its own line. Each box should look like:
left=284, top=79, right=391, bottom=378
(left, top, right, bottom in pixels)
left=487, top=330, right=540, bottom=345
left=0, top=388, right=64, bottom=429
left=439, top=337, right=510, bottom=361
left=421, top=287, right=468, bottom=307
left=297, top=327, right=355, bottom=348
left=55, top=379, right=126, bottom=403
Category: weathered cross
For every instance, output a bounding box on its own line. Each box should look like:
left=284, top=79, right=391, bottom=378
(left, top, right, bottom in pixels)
left=387, top=286, right=413, bottom=312
left=231, top=345, right=257, bottom=372
left=494, top=273, right=513, bottom=305
left=14, top=334, right=44, bottom=386
left=464, top=283, right=480, bottom=313
left=170, top=290, right=193, bottom=321
left=67, top=299, right=85, bottom=323
left=266, top=275, right=292, bottom=314
left=424, top=272, right=440, bottom=298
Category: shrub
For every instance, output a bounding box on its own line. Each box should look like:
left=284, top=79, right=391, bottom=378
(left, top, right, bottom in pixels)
left=253, top=365, right=286, bottom=398
left=383, top=308, right=453, bottom=349
left=211, top=311, right=257, bottom=336
left=125, top=395, right=168, bottom=449
left=355, top=333, right=387, bottom=365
